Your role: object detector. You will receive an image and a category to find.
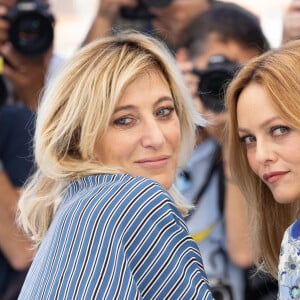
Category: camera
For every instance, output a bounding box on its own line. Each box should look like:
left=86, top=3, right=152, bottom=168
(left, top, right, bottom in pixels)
left=121, top=0, right=173, bottom=19
left=0, top=0, right=54, bottom=105
left=210, top=279, right=233, bottom=300
left=7, top=0, right=54, bottom=57
left=193, top=55, right=240, bottom=113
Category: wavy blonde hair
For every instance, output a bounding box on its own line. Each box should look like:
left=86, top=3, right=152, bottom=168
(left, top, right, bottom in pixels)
left=18, top=31, right=205, bottom=247
left=226, top=39, right=300, bottom=278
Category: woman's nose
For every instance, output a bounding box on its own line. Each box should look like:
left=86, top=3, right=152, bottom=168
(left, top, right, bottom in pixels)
left=255, top=139, right=276, bottom=165
left=140, top=119, right=165, bottom=149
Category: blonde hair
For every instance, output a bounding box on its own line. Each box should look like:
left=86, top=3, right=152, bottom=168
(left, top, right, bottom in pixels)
left=226, top=39, right=300, bottom=278
left=18, top=31, right=205, bottom=247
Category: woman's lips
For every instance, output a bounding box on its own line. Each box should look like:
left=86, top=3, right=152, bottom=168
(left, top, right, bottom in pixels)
left=263, top=171, right=289, bottom=183
left=136, top=156, right=170, bottom=168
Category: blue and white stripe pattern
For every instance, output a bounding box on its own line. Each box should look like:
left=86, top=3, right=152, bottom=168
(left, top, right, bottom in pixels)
left=19, top=174, right=213, bottom=299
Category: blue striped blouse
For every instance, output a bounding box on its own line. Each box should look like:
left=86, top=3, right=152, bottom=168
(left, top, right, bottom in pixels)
left=19, top=174, right=213, bottom=299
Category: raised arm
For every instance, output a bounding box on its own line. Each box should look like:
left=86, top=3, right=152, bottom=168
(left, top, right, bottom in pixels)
left=83, top=0, right=138, bottom=45
left=0, top=170, right=34, bottom=270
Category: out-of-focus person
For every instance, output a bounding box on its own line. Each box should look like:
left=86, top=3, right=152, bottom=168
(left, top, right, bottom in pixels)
left=282, top=0, right=300, bottom=44
left=174, top=2, right=275, bottom=299
left=0, top=1, right=65, bottom=299
left=83, top=0, right=215, bottom=51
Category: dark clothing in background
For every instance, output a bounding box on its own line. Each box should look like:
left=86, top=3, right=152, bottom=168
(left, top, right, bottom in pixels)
left=0, top=104, right=35, bottom=186
left=0, top=104, right=35, bottom=300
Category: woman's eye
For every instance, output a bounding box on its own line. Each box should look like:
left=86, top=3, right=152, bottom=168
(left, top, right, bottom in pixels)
left=156, top=107, right=175, bottom=118
left=272, top=126, right=290, bottom=136
left=240, top=135, right=256, bottom=145
left=114, top=117, right=133, bottom=126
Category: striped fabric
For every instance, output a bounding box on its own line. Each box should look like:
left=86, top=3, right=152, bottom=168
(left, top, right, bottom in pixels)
left=19, top=174, right=213, bottom=299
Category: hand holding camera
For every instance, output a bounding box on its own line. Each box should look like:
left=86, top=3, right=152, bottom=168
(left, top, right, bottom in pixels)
left=97, top=0, right=137, bottom=21
left=0, top=0, right=54, bottom=109
left=0, top=5, right=9, bottom=46
left=7, top=0, right=54, bottom=57
left=176, top=54, right=240, bottom=144
left=193, top=55, right=240, bottom=113
left=1, top=41, right=48, bottom=110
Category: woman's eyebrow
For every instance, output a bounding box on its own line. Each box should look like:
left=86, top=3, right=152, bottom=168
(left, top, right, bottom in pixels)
left=114, top=96, right=174, bottom=114
left=237, top=128, right=250, bottom=134
left=156, top=96, right=174, bottom=104
left=114, top=105, right=136, bottom=114
left=238, top=116, right=282, bottom=133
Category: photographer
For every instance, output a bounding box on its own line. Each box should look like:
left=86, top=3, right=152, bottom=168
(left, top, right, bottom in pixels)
left=175, top=2, right=273, bottom=299
left=83, top=0, right=213, bottom=51
left=0, top=1, right=64, bottom=299
left=0, top=0, right=64, bottom=110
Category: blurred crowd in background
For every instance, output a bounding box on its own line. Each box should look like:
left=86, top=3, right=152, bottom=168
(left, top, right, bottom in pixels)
left=1, top=0, right=300, bottom=299
left=51, top=0, right=291, bottom=58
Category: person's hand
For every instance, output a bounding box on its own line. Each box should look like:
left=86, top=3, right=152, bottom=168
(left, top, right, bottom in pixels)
left=83, top=0, right=138, bottom=45
left=176, top=48, right=199, bottom=100
left=97, top=0, right=138, bottom=21
left=0, top=5, right=9, bottom=46
left=150, top=0, right=210, bottom=46
left=204, top=111, right=228, bottom=145
left=0, top=43, right=52, bottom=111
left=282, top=0, right=300, bottom=43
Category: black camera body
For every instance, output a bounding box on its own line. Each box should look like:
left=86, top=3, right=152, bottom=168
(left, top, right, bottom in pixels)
left=210, top=278, right=234, bottom=300
left=193, top=55, right=240, bottom=113
left=121, top=0, right=173, bottom=19
left=7, top=0, right=54, bottom=57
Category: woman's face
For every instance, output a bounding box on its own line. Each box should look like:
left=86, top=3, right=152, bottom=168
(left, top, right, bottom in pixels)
left=94, top=69, right=181, bottom=190
left=237, top=82, right=300, bottom=203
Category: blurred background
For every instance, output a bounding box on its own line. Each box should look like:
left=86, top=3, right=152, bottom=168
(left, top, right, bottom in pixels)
left=50, top=0, right=291, bottom=58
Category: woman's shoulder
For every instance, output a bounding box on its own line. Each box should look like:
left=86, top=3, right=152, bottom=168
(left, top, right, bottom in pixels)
left=60, top=174, right=179, bottom=237
left=70, top=173, right=169, bottom=195
left=65, top=174, right=173, bottom=214
left=289, top=219, right=300, bottom=239
left=278, top=219, right=300, bottom=298
left=278, top=219, right=300, bottom=270
left=99, top=174, right=173, bottom=208
left=119, top=174, right=169, bottom=195
left=281, top=219, right=300, bottom=245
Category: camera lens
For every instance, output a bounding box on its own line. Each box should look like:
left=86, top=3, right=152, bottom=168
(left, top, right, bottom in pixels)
left=8, top=3, right=54, bottom=57
left=193, top=55, right=240, bottom=113
left=198, top=70, right=232, bottom=113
